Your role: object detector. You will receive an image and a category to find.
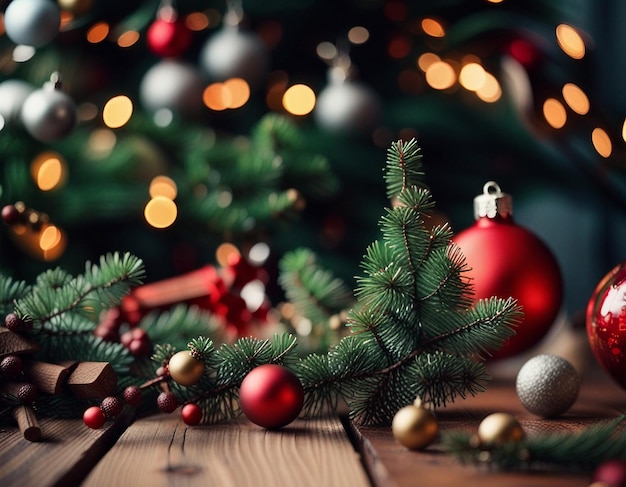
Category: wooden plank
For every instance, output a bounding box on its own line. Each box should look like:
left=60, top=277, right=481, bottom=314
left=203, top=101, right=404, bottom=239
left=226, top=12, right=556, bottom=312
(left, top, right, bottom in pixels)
left=83, top=415, right=371, bottom=487
left=351, top=368, right=626, bottom=487
left=0, top=411, right=133, bottom=487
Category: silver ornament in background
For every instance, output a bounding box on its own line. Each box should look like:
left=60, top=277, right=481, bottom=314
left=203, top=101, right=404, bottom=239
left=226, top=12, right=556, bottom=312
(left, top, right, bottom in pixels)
left=199, top=26, right=269, bottom=90
left=515, top=353, right=580, bottom=418
left=0, top=80, right=34, bottom=126
left=139, top=60, right=204, bottom=116
left=4, top=0, right=60, bottom=48
left=21, top=72, right=77, bottom=142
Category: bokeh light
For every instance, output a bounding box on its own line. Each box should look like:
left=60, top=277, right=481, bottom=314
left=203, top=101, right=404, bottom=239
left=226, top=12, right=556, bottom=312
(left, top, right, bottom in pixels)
left=185, top=12, right=209, bottom=31
left=592, top=128, right=612, bottom=158
left=622, top=119, right=626, bottom=142
left=216, top=242, right=240, bottom=267
left=562, top=83, right=590, bottom=115
left=144, top=196, right=177, bottom=228
left=282, top=84, right=316, bottom=116
left=224, top=78, right=250, bottom=109
left=348, top=26, right=369, bottom=44
left=118, top=30, right=140, bottom=48
left=425, top=61, right=456, bottom=90
left=149, top=175, right=178, bottom=200
left=421, top=18, right=445, bottom=38
left=87, top=22, right=109, bottom=43
left=543, top=98, right=567, bottom=129
left=31, top=152, right=66, bottom=191
left=417, top=52, right=440, bottom=72
left=459, top=63, right=486, bottom=91
left=203, top=78, right=250, bottom=111
left=39, top=225, right=62, bottom=251
left=475, top=72, right=501, bottom=102
left=556, top=24, right=585, bottom=59
left=316, top=42, right=337, bottom=61
left=103, top=95, right=133, bottom=128
left=87, top=129, right=117, bottom=159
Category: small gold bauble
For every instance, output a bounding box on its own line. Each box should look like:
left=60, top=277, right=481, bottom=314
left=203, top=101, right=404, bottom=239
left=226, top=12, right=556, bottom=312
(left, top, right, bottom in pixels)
left=168, top=350, right=205, bottom=386
left=477, top=412, right=525, bottom=447
left=391, top=401, right=439, bottom=450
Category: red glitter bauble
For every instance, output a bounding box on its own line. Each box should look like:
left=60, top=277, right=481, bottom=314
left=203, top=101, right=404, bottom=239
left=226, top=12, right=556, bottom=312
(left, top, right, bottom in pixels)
left=453, top=182, right=562, bottom=360
left=83, top=406, right=107, bottom=429
left=146, top=17, right=192, bottom=58
left=587, top=261, right=626, bottom=389
left=239, top=364, right=304, bottom=429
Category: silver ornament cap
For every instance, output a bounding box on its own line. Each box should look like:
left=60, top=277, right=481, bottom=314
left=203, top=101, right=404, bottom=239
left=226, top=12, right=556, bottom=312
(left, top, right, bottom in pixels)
left=515, top=354, right=580, bottom=418
left=473, top=181, right=513, bottom=220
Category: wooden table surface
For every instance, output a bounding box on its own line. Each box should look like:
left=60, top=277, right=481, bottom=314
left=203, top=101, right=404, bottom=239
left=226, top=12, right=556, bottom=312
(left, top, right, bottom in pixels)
left=2, top=363, right=625, bottom=487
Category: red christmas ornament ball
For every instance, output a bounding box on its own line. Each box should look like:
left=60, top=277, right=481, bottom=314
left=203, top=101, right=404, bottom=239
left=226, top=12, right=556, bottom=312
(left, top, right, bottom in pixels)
left=453, top=182, right=562, bottom=359
left=181, top=403, right=203, bottom=426
left=83, top=405, right=107, bottom=429
left=593, top=459, right=626, bottom=487
left=587, top=261, right=626, bottom=389
left=146, top=17, right=192, bottom=58
left=239, top=364, right=304, bottom=429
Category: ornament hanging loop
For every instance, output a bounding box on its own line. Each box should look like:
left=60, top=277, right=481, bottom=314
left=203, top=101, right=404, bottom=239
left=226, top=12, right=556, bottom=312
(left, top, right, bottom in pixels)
left=473, top=180, right=513, bottom=220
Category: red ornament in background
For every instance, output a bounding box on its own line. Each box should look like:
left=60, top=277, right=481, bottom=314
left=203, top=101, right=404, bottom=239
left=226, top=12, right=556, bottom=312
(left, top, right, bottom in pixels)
left=239, top=364, right=304, bottom=429
left=146, top=7, right=192, bottom=58
left=586, top=261, right=626, bottom=389
left=453, top=181, right=563, bottom=360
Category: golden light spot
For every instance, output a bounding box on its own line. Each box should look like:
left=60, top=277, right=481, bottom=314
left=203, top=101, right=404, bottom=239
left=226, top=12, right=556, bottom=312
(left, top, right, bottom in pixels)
left=87, top=128, right=117, bottom=158
left=421, top=18, right=445, bottom=38
left=149, top=175, right=178, bottom=200
left=622, top=119, right=626, bottom=142
left=118, top=30, right=140, bottom=48
left=203, top=83, right=230, bottom=111
left=60, top=11, right=74, bottom=29
left=223, top=78, right=250, bottom=109
left=78, top=102, right=99, bottom=121
left=486, top=0, right=504, bottom=3
left=592, top=128, right=612, bottom=158
left=87, top=22, right=109, bottom=43
left=348, top=26, right=369, bottom=44
left=216, top=242, right=240, bottom=267
left=39, top=225, right=62, bottom=251
left=562, top=83, right=589, bottom=115
left=282, top=84, right=316, bottom=116
left=316, top=42, right=337, bottom=61
left=475, top=72, right=501, bottom=102
left=425, top=61, right=456, bottom=90
left=417, top=52, right=441, bottom=72
left=31, top=152, right=65, bottom=191
left=144, top=196, right=177, bottom=228
left=556, top=24, right=585, bottom=59
left=459, top=63, right=486, bottom=91
left=102, top=95, right=133, bottom=128
left=185, top=12, right=209, bottom=31
left=543, top=98, right=567, bottom=129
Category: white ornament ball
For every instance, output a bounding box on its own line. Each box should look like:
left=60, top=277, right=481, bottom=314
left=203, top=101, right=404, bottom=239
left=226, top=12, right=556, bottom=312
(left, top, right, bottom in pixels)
left=516, top=354, right=580, bottom=418
left=4, top=0, right=61, bottom=48
left=0, top=80, right=34, bottom=126
left=139, top=60, right=204, bottom=115
left=199, top=26, right=269, bottom=89
left=314, top=81, right=381, bottom=137
left=21, top=80, right=76, bottom=142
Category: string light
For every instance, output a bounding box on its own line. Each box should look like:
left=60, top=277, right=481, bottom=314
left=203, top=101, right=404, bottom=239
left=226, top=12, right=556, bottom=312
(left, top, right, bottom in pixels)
left=31, top=152, right=66, bottom=191
left=425, top=61, right=456, bottom=90
left=203, top=78, right=250, bottom=111
left=417, top=52, right=441, bottom=72
left=459, top=63, right=486, bottom=91
left=117, top=31, right=140, bottom=48
left=543, top=98, right=567, bottom=129
left=185, top=12, right=210, bottom=31
left=282, top=84, right=316, bottom=116
left=348, top=26, right=369, bottom=44
left=592, top=128, right=612, bottom=158
left=87, top=23, right=109, bottom=43
left=144, top=196, right=177, bottom=228
left=39, top=225, right=62, bottom=251
left=216, top=242, right=240, bottom=267
left=556, top=24, right=585, bottom=59
left=475, top=72, right=501, bottom=102
left=562, top=83, right=589, bottom=115
left=103, top=95, right=133, bottom=128
left=149, top=176, right=177, bottom=200
left=622, top=119, right=626, bottom=142
left=87, top=129, right=117, bottom=158
left=421, top=18, right=445, bottom=38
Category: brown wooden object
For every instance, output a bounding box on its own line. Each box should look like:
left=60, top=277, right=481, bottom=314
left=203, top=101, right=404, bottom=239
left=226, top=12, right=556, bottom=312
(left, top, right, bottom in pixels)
left=66, top=362, right=117, bottom=399
left=0, top=327, right=39, bottom=357
left=26, top=361, right=74, bottom=395
left=13, top=405, right=41, bottom=442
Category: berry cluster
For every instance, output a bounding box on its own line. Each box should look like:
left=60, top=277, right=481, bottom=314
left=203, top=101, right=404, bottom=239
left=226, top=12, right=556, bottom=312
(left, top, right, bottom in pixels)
left=94, top=308, right=151, bottom=357
left=156, top=391, right=202, bottom=426
left=82, top=385, right=142, bottom=429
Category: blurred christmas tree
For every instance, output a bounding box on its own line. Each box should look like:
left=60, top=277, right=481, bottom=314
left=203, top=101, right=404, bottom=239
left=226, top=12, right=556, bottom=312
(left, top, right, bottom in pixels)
left=1, top=0, right=625, bottom=317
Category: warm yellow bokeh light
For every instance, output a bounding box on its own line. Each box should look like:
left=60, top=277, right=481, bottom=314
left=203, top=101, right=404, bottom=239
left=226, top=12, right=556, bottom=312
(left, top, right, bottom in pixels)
left=425, top=61, right=456, bottom=90
left=39, top=225, right=62, bottom=251
left=149, top=175, right=178, bottom=200
left=417, top=52, right=441, bottom=72
left=103, top=95, right=133, bottom=129
left=562, top=83, right=590, bottom=115
left=144, top=196, right=178, bottom=228
left=421, top=18, right=445, bottom=38
left=186, top=12, right=209, bottom=31
left=282, top=84, right=316, bottom=116
left=216, top=242, right=240, bottom=267
left=118, top=30, right=140, bottom=48
left=486, top=0, right=504, bottom=3
left=592, top=128, right=612, bottom=158
left=223, top=78, right=250, bottom=109
left=556, top=24, right=585, bottom=59
left=203, top=83, right=230, bottom=111
left=87, top=22, right=109, bottom=43
left=543, top=98, right=567, bottom=129
left=622, top=119, right=626, bottom=142
left=475, top=72, right=501, bottom=102
left=459, top=63, right=486, bottom=91
left=31, top=152, right=65, bottom=191
left=348, top=26, right=369, bottom=44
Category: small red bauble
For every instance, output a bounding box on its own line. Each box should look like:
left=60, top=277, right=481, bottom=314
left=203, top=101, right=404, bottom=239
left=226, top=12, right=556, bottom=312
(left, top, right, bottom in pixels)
left=453, top=182, right=562, bottom=360
left=181, top=403, right=202, bottom=425
left=239, top=364, right=304, bottom=429
left=587, top=261, right=626, bottom=389
left=146, top=17, right=192, bottom=58
left=593, top=459, right=626, bottom=487
left=83, top=405, right=107, bottom=429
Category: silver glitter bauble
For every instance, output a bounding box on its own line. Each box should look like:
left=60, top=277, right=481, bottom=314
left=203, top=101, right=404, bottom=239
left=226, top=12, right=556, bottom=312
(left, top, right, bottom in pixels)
left=515, top=354, right=580, bottom=418
left=314, top=80, right=381, bottom=137
left=21, top=74, right=76, bottom=142
left=0, top=80, right=34, bottom=126
left=139, top=60, right=204, bottom=115
left=4, top=0, right=60, bottom=48
left=199, top=26, right=269, bottom=89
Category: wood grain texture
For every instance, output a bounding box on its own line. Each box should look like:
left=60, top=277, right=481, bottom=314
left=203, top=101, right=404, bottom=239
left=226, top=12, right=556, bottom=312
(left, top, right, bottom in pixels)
left=83, top=415, right=370, bottom=487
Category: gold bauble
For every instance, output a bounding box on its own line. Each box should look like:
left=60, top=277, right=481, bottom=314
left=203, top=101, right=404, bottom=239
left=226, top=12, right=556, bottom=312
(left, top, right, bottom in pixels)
left=391, top=402, right=439, bottom=450
left=477, top=413, right=525, bottom=447
left=168, top=351, right=205, bottom=386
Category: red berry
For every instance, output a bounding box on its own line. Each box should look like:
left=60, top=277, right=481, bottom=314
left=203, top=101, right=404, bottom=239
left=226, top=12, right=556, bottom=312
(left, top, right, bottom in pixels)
left=100, top=396, right=124, bottom=417
left=0, top=355, right=23, bottom=379
left=1, top=204, right=20, bottom=224
left=129, top=338, right=150, bottom=356
left=120, top=330, right=134, bottom=347
left=156, top=391, right=178, bottom=413
left=83, top=406, right=107, bottom=429
left=123, top=385, right=142, bottom=406
left=4, top=313, right=30, bottom=334
left=181, top=403, right=202, bottom=425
